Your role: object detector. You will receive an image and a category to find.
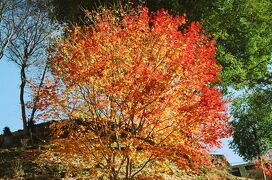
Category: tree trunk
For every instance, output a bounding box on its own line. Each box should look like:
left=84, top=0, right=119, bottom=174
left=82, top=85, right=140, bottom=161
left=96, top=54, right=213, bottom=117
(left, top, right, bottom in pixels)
left=260, top=156, right=267, bottom=180
left=28, top=64, right=47, bottom=139
left=20, top=62, right=28, bottom=136
left=125, top=156, right=130, bottom=179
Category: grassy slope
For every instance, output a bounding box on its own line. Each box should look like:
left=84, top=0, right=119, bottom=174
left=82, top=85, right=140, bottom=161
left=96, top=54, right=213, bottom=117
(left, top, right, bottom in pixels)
left=0, top=127, right=252, bottom=179
left=0, top=144, right=250, bottom=180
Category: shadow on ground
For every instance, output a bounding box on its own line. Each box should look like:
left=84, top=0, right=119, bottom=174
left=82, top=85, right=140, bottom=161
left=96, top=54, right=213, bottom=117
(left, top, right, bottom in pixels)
left=0, top=146, right=67, bottom=179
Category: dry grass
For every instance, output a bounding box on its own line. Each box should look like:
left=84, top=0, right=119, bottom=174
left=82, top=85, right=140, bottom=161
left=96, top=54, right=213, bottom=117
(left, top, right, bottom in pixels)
left=0, top=145, right=253, bottom=179
left=0, top=128, right=251, bottom=180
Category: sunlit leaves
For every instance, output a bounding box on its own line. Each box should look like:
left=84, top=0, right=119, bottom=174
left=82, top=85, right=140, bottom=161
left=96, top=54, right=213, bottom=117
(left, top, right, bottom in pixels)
left=37, top=7, right=230, bottom=178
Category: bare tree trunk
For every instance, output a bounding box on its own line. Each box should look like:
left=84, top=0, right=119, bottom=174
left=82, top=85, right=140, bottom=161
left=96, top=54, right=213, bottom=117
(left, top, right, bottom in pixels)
left=20, top=61, right=28, bottom=136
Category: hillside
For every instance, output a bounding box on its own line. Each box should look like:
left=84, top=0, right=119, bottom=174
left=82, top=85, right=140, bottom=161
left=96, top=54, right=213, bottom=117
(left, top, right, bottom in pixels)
left=0, top=139, right=249, bottom=179
left=0, top=148, right=248, bottom=179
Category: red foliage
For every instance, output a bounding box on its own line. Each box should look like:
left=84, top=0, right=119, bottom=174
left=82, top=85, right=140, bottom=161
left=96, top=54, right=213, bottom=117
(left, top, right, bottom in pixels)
left=36, top=7, right=231, bottom=178
left=254, top=152, right=272, bottom=178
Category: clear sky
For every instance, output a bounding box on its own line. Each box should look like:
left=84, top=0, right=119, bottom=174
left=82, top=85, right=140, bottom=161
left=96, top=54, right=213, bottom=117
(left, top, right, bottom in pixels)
left=0, top=57, right=245, bottom=165
left=0, top=57, right=22, bottom=132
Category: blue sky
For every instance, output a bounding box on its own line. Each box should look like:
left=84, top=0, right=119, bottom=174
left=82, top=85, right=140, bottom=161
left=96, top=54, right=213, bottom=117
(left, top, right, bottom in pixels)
left=0, top=57, right=245, bottom=165
left=0, top=58, right=22, bottom=132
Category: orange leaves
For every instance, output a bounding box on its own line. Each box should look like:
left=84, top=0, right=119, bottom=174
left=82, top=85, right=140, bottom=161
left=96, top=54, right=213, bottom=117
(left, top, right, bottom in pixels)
left=37, top=7, right=231, bottom=177
left=254, top=159, right=272, bottom=178
left=254, top=151, right=272, bottom=178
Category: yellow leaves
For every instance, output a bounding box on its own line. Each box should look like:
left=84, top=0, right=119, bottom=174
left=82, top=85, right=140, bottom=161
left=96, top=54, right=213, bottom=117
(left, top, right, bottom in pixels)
left=151, top=160, right=173, bottom=174
left=38, top=6, right=231, bottom=177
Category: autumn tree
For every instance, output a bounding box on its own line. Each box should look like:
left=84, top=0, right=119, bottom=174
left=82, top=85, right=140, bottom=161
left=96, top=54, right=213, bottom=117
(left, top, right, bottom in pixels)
left=45, top=3, right=272, bottom=177
left=6, top=0, right=59, bottom=136
left=38, top=7, right=230, bottom=178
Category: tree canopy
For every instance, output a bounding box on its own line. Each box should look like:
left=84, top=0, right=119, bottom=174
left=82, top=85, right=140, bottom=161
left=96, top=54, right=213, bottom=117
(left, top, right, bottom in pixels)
left=230, top=89, right=272, bottom=161
left=46, top=0, right=272, bottom=90
left=36, top=7, right=230, bottom=178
